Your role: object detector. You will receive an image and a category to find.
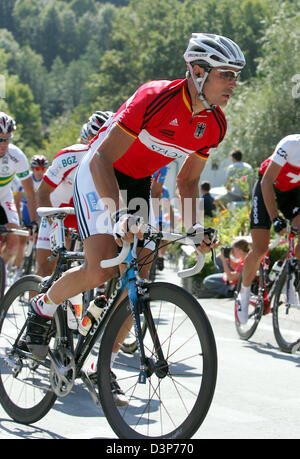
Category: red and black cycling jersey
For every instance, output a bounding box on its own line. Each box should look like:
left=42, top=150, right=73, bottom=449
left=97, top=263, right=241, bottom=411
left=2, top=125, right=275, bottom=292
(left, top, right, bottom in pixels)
left=90, top=79, right=227, bottom=179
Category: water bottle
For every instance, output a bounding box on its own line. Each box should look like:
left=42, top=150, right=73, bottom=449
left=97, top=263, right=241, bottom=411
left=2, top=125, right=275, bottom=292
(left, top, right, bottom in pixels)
left=67, top=293, right=83, bottom=330
left=269, top=259, right=283, bottom=282
left=78, top=295, right=106, bottom=336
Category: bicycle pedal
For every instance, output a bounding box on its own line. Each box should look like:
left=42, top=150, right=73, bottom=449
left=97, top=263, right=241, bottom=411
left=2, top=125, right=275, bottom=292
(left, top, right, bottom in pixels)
left=80, top=370, right=101, bottom=407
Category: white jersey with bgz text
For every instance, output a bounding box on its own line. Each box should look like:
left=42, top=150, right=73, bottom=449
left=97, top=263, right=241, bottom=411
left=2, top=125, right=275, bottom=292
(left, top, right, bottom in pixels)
left=43, top=143, right=89, bottom=207
left=37, top=143, right=89, bottom=251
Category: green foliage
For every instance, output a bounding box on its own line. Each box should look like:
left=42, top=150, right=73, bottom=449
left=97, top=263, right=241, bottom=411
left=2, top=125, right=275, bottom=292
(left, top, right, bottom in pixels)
left=0, top=0, right=298, bottom=164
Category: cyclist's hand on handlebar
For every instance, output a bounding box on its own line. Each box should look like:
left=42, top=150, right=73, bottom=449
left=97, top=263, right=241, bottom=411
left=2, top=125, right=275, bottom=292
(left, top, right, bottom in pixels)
left=113, top=213, right=146, bottom=247
left=197, top=231, right=220, bottom=254
left=187, top=224, right=219, bottom=254
left=272, top=216, right=287, bottom=234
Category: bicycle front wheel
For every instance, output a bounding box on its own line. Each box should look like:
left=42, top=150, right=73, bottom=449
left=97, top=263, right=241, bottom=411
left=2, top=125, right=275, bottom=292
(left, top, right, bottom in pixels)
left=272, top=263, right=300, bottom=353
left=0, top=275, right=57, bottom=424
left=98, top=282, right=217, bottom=439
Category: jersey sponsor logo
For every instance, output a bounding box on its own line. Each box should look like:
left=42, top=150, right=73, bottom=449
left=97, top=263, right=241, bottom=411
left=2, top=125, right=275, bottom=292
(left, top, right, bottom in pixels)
left=17, top=170, right=30, bottom=179
left=151, top=144, right=184, bottom=159
left=194, top=122, right=206, bottom=139
left=169, top=118, right=178, bottom=126
left=86, top=192, right=101, bottom=212
left=275, top=147, right=287, bottom=160
left=62, top=156, right=77, bottom=167
left=139, top=129, right=193, bottom=159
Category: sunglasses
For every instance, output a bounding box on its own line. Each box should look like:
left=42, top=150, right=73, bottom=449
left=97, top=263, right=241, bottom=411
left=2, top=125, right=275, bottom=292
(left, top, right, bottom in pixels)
left=33, top=167, right=46, bottom=171
left=0, top=137, right=12, bottom=143
left=215, top=68, right=241, bottom=81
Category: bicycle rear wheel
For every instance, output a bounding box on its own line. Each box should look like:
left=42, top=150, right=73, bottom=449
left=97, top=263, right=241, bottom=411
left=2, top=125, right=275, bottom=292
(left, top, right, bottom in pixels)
left=272, top=263, right=300, bottom=353
left=98, top=282, right=217, bottom=439
left=0, top=275, right=57, bottom=424
left=234, top=266, right=264, bottom=340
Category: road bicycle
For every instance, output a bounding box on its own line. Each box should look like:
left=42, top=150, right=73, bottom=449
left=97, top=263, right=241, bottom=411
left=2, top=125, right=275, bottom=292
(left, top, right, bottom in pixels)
left=0, top=225, right=29, bottom=298
left=234, top=222, right=300, bottom=353
left=0, top=206, right=218, bottom=439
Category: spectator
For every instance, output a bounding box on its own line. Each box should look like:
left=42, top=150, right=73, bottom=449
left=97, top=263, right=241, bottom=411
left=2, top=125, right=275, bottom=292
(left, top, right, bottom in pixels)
left=202, top=238, right=250, bottom=297
left=200, top=181, right=216, bottom=218
left=215, top=148, right=254, bottom=209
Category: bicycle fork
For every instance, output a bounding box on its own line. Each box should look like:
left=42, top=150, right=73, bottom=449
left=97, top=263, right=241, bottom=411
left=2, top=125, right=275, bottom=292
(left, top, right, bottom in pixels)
left=127, top=277, right=167, bottom=384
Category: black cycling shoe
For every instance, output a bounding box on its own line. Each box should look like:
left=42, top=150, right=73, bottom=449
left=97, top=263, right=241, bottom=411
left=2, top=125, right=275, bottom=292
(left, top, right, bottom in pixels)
left=25, top=303, right=53, bottom=360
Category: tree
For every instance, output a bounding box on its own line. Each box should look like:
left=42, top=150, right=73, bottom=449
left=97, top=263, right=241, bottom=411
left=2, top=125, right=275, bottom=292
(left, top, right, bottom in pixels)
left=0, top=75, right=43, bottom=150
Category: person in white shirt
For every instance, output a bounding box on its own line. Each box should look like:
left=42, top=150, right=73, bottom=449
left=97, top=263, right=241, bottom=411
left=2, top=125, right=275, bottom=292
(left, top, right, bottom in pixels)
left=0, top=112, right=38, bottom=264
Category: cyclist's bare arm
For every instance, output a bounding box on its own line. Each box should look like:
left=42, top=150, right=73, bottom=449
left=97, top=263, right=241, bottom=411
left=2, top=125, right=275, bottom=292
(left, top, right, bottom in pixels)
left=37, top=180, right=55, bottom=208
left=176, top=154, right=206, bottom=228
left=261, top=161, right=282, bottom=222
left=21, top=176, right=38, bottom=221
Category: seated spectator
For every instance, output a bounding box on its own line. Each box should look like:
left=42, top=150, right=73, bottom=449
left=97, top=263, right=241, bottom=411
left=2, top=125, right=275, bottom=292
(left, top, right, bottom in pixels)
left=202, top=238, right=250, bottom=297
left=215, top=148, right=254, bottom=210
left=200, top=181, right=216, bottom=218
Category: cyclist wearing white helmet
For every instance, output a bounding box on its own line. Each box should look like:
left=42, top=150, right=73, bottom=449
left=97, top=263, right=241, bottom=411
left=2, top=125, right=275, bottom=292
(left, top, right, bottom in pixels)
left=183, top=33, right=245, bottom=110
left=25, top=33, right=245, bottom=367
left=79, top=123, right=90, bottom=145
left=87, top=111, right=114, bottom=137
left=0, top=112, right=38, bottom=265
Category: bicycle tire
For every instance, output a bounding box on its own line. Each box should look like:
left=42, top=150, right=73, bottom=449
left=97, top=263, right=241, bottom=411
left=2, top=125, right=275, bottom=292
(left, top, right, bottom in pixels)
left=234, top=266, right=264, bottom=340
left=272, top=262, right=300, bottom=353
left=0, top=275, right=57, bottom=424
left=97, top=282, right=217, bottom=439
left=0, top=256, right=5, bottom=299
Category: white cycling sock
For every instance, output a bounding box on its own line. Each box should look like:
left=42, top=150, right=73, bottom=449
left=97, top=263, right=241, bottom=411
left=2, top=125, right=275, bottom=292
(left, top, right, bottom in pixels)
left=33, top=292, right=58, bottom=318
left=237, top=284, right=250, bottom=324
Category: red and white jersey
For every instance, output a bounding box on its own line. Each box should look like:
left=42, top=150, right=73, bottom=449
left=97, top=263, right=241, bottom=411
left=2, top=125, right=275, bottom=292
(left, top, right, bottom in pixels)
left=89, top=79, right=227, bottom=179
left=259, top=134, right=300, bottom=191
left=43, top=143, right=89, bottom=207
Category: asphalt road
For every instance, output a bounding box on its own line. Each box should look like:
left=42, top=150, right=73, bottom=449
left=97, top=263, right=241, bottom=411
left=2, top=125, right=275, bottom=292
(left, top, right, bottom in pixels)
left=0, top=262, right=299, bottom=439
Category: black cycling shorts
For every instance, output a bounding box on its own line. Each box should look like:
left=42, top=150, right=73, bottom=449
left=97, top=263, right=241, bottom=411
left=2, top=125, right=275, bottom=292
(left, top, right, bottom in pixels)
left=114, top=169, right=151, bottom=247
left=0, top=206, right=8, bottom=225
left=250, top=176, right=300, bottom=230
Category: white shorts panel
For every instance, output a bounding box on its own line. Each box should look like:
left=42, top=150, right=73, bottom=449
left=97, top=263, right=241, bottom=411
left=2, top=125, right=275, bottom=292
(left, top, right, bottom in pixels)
left=36, top=217, right=51, bottom=251
left=73, top=156, right=155, bottom=250
left=0, top=191, right=19, bottom=225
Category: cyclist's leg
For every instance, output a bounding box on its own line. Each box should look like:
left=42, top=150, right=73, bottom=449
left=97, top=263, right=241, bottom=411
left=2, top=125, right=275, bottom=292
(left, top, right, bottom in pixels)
left=36, top=217, right=56, bottom=277
left=45, top=233, right=118, bottom=308
left=291, top=213, right=300, bottom=259
left=236, top=179, right=271, bottom=323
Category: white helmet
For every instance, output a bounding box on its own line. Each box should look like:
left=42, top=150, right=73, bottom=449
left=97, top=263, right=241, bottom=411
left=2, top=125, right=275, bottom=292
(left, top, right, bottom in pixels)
left=80, top=123, right=90, bottom=144
left=184, top=33, right=245, bottom=110
left=87, top=110, right=114, bottom=136
left=184, top=33, right=245, bottom=70
left=0, top=112, right=16, bottom=134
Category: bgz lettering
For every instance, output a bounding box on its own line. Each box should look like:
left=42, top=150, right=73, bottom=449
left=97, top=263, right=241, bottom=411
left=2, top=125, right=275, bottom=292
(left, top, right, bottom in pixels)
left=62, top=156, right=77, bottom=167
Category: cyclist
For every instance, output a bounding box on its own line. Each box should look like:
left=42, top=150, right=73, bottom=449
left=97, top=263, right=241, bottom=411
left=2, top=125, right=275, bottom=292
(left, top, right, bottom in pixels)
left=10, top=155, right=49, bottom=279
left=36, top=111, right=113, bottom=278
left=25, top=33, right=245, bottom=366
left=236, top=134, right=300, bottom=324
left=0, top=112, right=38, bottom=265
